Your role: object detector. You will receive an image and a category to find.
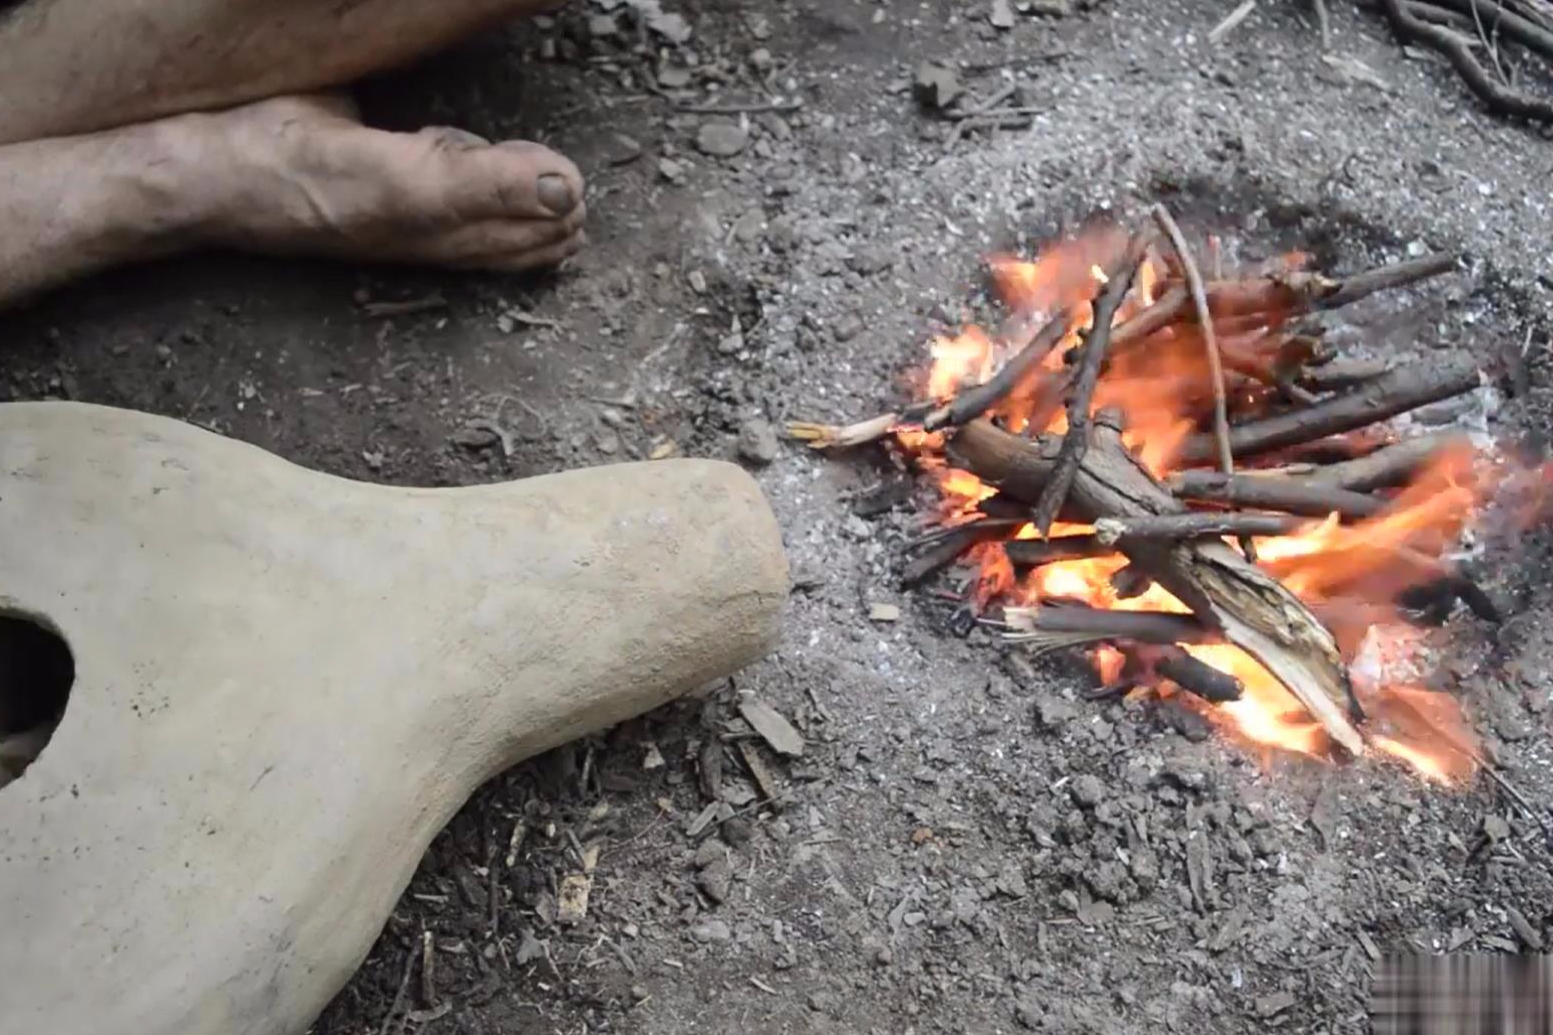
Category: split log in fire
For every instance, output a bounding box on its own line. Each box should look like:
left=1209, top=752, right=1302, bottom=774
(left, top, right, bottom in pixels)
left=792, top=216, right=1553, bottom=784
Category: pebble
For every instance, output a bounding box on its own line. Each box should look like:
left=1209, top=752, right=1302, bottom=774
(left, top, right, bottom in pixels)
left=690, top=919, right=732, bottom=943
left=737, top=418, right=780, bottom=465
left=1035, top=696, right=1078, bottom=730
left=605, top=133, right=643, bottom=165
left=1070, top=774, right=1105, bottom=808
left=658, top=158, right=687, bottom=184
left=696, top=121, right=749, bottom=157
left=697, top=859, right=733, bottom=904
left=832, top=313, right=865, bottom=342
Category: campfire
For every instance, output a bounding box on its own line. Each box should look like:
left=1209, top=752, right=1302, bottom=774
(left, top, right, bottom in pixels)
left=793, top=208, right=1552, bottom=785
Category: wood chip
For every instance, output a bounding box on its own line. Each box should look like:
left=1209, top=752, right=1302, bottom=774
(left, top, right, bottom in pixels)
left=738, top=698, right=806, bottom=757
left=738, top=740, right=786, bottom=804
left=557, top=873, right=593, bottom=925
left=868, top=602, right=901, bottom=622
left=1507, top=905, right=1545, bottom=950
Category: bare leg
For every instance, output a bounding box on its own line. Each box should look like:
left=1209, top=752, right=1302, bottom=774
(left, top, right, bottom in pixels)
left=0, top=0, right=586, bottom=307
left=0, top=0, right=565, bottom=145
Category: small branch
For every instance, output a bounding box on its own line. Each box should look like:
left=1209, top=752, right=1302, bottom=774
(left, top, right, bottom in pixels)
left=1002, top=603, right=1216, bottom=653
left=675, top=100, right=804, bottom=115
left=1004, top=534, right=1117, bottom=568
left=901, top=521, right=1021, bottom=585
left=1175, top=356, right=1481, bottom=464
left=1299, top=357, right=1390, bottom=391
left=1412, top=0, right=1553, bottom=62
left=788, top=413, right=900, bottom=450
left=1379, top=0, right=1553, bottom=121
left=1315, top=0, right=1333, bottom=49
left=1131, top=644, right=1245, bottom=703
left=923, top=306, right=1074, bottom=431
left=787, top=400, right=935, bottom=450
left=1094, top=512, right=1309, bottom=545
left=1151, top=204, right=1248, bottom=558
left=1166, top=470, right=1386, bottom=519
left=1315, top=253, right=1458, bottom=309
left=1289, top=433, right=1468, bottom=491
left=1032, top=239, right=1150, bottom=535
left=1210, top=0, right=1260, bottom=44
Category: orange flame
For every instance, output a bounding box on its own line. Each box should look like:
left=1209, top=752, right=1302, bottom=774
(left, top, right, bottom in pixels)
left=891, top=222, right=1544, bottom=785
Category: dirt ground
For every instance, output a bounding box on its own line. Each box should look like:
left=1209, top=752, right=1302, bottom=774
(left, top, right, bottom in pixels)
left=6, top=1, right=1553, bottom=1032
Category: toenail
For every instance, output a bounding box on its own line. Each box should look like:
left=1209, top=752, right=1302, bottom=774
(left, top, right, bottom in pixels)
left=537, top=174, right=576, bottom=216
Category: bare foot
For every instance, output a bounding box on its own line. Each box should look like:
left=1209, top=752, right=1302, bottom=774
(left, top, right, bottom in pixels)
left=177, top=94, right=587, bottom=272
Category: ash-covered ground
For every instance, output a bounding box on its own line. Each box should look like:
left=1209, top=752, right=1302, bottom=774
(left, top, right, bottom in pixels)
left=5, top=1, right=1553, bottom=1032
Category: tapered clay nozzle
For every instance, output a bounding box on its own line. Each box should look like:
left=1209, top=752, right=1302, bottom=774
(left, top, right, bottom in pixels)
left=0, top=401, right=788, bottom=1035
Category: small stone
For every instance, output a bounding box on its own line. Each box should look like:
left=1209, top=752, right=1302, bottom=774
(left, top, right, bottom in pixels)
left=846, top=246, right=894, bottom=276
left=749, top=47, right=773, bottom=72
left=697, top=858, right=733, bottom=903
left=733, top=209, right=766, bottom=243
left=737, top=418, right=780, bottom=465
left=1035, top=696, right=1077, bottom=730
left=587, top=13, right=618, bottom=38
left=692, top=840, right=726, bottom=870
left=990, top=0, right=1017, bottom=29
left=631, top=984, right=651, bottom=1001
left=1070, top=774, right=1105, bottom=808
left=605, top=133, right=643, bottom=165
left=691, top=919, right=732, bottom=943
left=832, top=313, right=865, bottom=342
left=1014, top=990, right=1044, bottom=1029
left=658, top=158, right=686, bottom=184
left=451, top=425, right=499, bottom=450
left=696, top=121, right=749, bottom=158
left=642, top=742, right=665, bottom=770
left=1024, top=0, right=1073, bottom=14
left=912, top=61, right=961, bottom=110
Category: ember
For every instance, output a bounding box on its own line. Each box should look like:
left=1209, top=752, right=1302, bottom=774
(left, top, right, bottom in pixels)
left=793, top=212, right=1553, bottom=785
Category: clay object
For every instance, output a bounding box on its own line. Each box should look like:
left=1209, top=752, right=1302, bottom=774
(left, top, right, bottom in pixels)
left=0, top=402, right=788, bottom=1035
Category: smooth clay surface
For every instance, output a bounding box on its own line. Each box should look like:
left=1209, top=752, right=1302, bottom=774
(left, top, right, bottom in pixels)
left=0, top=401, right=788, bottom=1035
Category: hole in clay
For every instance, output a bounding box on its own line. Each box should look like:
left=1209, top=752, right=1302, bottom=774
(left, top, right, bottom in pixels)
left=0, top=613, right=74, bottom=791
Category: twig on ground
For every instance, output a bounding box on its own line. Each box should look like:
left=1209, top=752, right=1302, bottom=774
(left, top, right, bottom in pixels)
left=674, top=100, right=803, bottom=115
left=377, top=939, right=421, bottom=1035
left=1210, top=0, right=1260, bottom=44
left=1379, top=0, right=1553, bottom=121
left=1315, top=0, right=1333, bottom=48
left=1151, top=204, right=1250, bottom=558
left=1031, top=240, right=1150, bottom=535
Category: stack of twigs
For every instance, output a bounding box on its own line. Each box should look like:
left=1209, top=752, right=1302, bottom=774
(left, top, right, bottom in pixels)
left=1380, top=0, right=1553, bottom=123
left=791, top=208, right=1499, bottom=758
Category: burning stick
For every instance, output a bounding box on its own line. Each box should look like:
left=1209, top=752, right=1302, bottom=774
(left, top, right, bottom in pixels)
left=1129, top=645, right=1245, bottom=703
left=948, top=414, right=1366, bottom=756
left=922, top=306, right=1075, bottom=431
left=1004, top=535, right=1115, bottom=568
left=1175, top=357, right=1482, bottom=465
left=1299, top=357, right=1390, bottom=392
left=901, top=520, right=1022, bottom=586
left=1002, top=602, right=1216, bottom=652
left=1032, top=241, right=1150, bottom=535
left=1092, top=512, right=1310, bottom=544
left=1113, top=254, right=1458, bottom=361
left=1150, top=204, right=1245, bottom=558
left=1263, top=433, right=1468, bottom=492
left=1165, top=471, right=1385, bottom=519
